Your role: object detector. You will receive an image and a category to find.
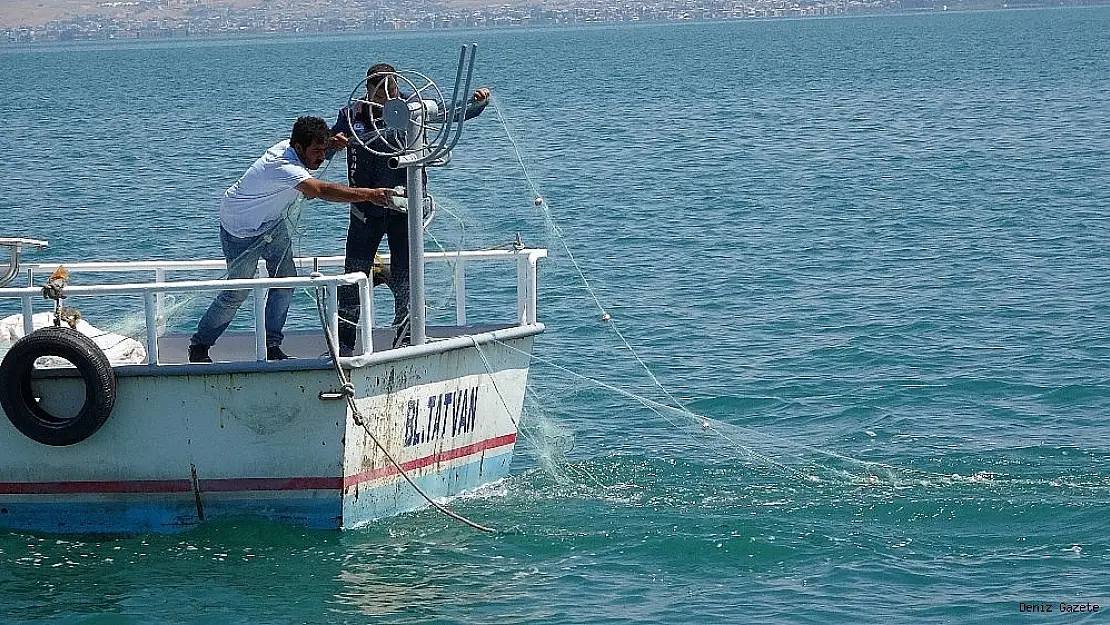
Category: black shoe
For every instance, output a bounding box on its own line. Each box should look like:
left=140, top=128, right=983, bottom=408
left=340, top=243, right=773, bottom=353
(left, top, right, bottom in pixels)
left=188, top=344, right=212, bottom=363
left=267, top=345, right=294, bottom=361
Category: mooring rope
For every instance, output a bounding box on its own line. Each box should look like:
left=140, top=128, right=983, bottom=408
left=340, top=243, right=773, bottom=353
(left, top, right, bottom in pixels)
left=312, top=286, right=496, bottom=533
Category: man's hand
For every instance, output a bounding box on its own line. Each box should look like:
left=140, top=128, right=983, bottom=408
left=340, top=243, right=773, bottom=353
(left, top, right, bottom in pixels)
left=473, top=88, right=491, bottom=102
left=362, top=187, right=394, bottom=207
left=297, top=179, right=394, bottom=205
left=328, top=132, right=349, bottom=151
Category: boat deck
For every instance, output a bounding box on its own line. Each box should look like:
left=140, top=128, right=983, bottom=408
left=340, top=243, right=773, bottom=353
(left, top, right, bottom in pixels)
left=151, top=323, right=517, bottom=366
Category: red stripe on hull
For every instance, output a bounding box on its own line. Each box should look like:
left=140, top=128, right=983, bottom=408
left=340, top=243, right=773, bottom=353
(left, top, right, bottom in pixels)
left=201, top=477, right=342, bottom=491
left=342, top=432, right=517, bottom=488
left=0, top=480, right=192, bottom=495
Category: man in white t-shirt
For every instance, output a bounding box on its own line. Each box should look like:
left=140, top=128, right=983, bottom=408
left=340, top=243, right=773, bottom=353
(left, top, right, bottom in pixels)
left=189, top=116, right=396, bottom=363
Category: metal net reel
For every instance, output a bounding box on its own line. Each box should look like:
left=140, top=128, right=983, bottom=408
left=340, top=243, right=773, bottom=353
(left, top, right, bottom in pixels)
left=343, top=70, right=448, bottom=158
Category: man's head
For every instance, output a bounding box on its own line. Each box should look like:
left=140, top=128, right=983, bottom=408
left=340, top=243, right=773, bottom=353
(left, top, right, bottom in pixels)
left=365, top=63, right=399, bottom=106
left=290, top=116, right=331, bottom=170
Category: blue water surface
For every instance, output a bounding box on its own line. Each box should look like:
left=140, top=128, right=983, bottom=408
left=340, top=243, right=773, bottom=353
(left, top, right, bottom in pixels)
left=1, top=7, right=1109, bottom=623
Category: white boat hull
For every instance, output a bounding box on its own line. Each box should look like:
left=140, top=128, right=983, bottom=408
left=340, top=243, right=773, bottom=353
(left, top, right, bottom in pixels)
left=0, top=332, right=535, bottom=533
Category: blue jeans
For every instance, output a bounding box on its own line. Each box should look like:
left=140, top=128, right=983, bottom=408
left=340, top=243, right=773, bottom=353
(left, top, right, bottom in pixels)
left=191, top=223, right=296, bottom=348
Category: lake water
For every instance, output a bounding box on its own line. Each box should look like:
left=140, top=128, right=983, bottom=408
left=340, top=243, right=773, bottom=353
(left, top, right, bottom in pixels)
left=2, top=7, right=1110, bottom=623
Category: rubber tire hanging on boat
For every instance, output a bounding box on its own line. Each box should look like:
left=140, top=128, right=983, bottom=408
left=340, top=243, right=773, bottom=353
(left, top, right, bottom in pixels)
left=0, top=325, right=116, bottom=446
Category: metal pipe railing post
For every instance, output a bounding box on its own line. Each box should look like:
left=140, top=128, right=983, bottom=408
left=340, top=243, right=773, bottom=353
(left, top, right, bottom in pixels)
left=454, top=259, right=467, bottom=326
left=516, top=255, right=529, bottom=326
left=325, top=283, right=339, bottom=354
left=155, top=268, right=166, bottom=336
left=143, top=292, right=160, bottom=365
left=252, top=286, right=267, bottom=361
left=358, top=276, right=374, bottom=354
left=526, top=255, right=539, bottom=324
left=20, top=296, right=33, bottom=336
left=406, top=120, right=428, bottom=346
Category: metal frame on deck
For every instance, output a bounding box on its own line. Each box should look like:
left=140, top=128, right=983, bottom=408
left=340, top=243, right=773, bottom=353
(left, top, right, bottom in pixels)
left=0, top=249, right=547, bottom=367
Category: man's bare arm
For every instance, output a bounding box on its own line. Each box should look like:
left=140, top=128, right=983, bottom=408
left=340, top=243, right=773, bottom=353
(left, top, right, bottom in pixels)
left=297, top=178, right=392, bottom=206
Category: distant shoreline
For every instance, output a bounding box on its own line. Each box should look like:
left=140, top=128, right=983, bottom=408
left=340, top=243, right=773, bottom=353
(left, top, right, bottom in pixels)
left=4, top=1, right=1109, bottom=47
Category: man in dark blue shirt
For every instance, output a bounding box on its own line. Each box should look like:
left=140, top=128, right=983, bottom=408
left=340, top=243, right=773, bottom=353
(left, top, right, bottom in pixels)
left=332, top=63, right=490, bottom=353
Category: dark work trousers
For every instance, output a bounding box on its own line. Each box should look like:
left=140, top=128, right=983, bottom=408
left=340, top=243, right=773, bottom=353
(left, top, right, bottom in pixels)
left=338, top=210, right=409, bottom=350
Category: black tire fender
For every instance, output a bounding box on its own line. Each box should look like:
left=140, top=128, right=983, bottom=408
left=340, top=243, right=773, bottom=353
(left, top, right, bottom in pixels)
left=0, top=325, right=117, bottom=446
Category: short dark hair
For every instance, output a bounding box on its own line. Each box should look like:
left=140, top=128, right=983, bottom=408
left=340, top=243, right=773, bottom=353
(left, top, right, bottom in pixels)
left=290, top=116, right=331, bottom=147
left=367, top=63, right=396, bottom=77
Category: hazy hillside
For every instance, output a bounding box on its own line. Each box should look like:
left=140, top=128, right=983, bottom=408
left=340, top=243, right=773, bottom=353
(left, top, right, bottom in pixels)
left=0, top=0, right=533, bottom=28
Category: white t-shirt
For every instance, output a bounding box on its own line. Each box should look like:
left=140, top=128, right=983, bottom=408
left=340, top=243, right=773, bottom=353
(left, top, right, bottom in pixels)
left=219, top=140, right=314, bottom=238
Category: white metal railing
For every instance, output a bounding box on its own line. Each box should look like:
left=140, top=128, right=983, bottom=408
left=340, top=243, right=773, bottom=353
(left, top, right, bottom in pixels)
left=0, top=249, right=546, bottom=367
left=0, top=237, right=49, bottom=288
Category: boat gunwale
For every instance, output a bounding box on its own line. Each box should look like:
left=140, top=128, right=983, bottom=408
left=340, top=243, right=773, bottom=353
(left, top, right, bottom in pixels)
left=23, top=322, right=544, bottom=379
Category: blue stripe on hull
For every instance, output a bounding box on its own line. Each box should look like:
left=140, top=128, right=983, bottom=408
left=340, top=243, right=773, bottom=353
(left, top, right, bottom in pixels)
left=342, top=450, right=514, bottom=529
left=0, top=499, right=206, bottom=534
left=0, top=452, right=512, bottom=534
left=0, top=496, right=344, bottom=534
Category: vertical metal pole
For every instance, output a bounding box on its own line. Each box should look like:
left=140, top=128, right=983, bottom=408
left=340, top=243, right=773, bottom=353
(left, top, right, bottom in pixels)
left=253, top=286, right=267, bottom=361
left=325, top=283, right=339, bottom=354
left=358, top=276, right=374, bottom=354
left=155, top=268, right=166, bottom=336
left=406, top=116, right=427, bottom=346
left=516, top=255, right=529, bottom=326
left=454, top=258, right=466, bottom=326
left=144, top=292, right=160, bottom=365
left=526, top=255, right=539, bottom=324
left=21, top=295, right=33, bottom=336
left=23, top=269, right=35, bottom=336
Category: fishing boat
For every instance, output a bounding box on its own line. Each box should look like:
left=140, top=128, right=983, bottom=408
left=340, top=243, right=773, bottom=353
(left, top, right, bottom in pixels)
left=0, top=46, right=545, bottom=534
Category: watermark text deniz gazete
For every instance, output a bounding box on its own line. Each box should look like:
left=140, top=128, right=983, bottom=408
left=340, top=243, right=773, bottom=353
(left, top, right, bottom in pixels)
left=1019, top=602, right=1100, bottom=614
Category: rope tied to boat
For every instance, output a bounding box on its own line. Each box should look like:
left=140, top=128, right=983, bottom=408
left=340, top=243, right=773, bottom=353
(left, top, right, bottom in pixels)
left=313, top=287, right=496, bottom=533
left=38, top=266, right=84, bottom=329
